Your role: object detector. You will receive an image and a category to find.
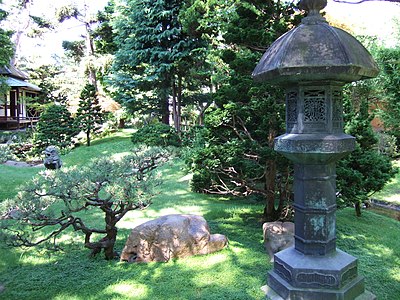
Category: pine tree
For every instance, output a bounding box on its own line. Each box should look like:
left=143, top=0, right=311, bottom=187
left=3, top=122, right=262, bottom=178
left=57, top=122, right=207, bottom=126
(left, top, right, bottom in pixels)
left=111, top=0, right=204, bottom=130
left=75, top=84, right=104, bottom=146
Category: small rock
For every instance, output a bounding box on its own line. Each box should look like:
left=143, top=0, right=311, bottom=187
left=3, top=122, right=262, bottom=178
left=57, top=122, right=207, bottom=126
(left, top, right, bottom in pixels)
left=263, top=221, right=294, bottom=262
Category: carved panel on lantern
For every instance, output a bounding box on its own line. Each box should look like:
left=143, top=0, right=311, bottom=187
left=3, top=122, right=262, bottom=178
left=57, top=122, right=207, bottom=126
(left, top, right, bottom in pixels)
left=303, top=89, right=327, bottom=132
left=286, top=91, right=298, bottom=132
left=332, top=89, right=343, bottom=132
left=304, top=90, right=326, bottom=122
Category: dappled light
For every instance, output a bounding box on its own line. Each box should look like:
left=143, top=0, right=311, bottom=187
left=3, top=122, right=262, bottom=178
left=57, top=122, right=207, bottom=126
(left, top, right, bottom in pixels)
left=1, top=130, right=399, bottom=299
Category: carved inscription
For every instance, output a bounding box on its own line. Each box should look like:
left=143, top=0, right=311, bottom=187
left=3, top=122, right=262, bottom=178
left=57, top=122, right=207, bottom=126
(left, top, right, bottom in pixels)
left=296, top=272, right=337, bottom=287
left=275, top=261, right=292, bottom=282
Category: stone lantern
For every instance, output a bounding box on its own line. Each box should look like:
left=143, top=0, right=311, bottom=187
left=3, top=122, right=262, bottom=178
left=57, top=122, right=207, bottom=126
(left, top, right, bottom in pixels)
left=252, top=0, right=378, bottom=299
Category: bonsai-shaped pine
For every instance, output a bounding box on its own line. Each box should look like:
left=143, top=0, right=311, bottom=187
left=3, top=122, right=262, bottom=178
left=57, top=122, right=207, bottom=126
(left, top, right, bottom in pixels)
left=0, top=147, right=169, bottom=260
left=75, top=84, right=104, bottom=146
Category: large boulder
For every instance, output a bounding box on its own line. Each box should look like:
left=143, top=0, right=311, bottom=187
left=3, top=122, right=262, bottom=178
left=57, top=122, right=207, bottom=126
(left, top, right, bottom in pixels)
left=120, top=214, right=228, bottom=262
left=263, top=221, right=294, bottom=262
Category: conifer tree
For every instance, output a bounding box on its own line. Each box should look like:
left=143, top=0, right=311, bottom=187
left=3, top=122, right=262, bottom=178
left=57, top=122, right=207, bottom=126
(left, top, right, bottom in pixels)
left=111, top=0, right=204, bottom=130
left=33, top=104, right=76, bottom=152
left=75, top=84, right=104, bottom=146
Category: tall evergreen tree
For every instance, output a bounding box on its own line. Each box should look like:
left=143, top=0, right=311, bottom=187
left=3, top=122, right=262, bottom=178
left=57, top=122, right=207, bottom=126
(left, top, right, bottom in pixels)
left=111, top=0, right=205, bottom=130
left=75, top=83, right=104, bottom=147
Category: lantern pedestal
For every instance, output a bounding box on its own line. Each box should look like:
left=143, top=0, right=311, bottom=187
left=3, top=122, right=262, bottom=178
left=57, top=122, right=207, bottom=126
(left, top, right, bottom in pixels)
left=263, top=247, right=376, bottom=300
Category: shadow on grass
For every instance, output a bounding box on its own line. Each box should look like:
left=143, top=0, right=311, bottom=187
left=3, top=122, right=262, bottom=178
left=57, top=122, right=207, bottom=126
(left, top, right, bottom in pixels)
left=336, top=208, right=400, bottom=299
left=0, top=222, right=269, bottom=300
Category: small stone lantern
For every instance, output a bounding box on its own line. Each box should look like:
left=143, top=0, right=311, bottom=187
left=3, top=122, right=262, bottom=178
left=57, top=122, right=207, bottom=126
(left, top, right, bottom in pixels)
left=253, top=0, right=378, bottom=299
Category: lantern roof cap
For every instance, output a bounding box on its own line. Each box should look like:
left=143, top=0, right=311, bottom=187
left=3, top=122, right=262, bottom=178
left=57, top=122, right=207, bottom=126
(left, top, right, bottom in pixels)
left=252, top=0, right=379, bottom=85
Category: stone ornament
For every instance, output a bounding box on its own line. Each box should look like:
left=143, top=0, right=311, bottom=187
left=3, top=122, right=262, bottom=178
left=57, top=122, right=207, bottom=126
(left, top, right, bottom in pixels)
left=120, top=214, right=228, bottom=263
left=43, top=146, right=62, bottom=169
left=263, top=222, right=294, bottom=262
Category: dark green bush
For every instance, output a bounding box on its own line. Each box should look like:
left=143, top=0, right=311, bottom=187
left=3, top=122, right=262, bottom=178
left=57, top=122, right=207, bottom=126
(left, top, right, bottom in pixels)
left=33, top=104, right=77, bottom=153
left=131, top=123, right=181, bottom=147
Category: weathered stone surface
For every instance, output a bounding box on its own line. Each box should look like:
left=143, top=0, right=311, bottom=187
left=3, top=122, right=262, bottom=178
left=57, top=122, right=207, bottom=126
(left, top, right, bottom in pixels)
left=263, top=222, right=294, bottom=262
left=43, top=146, right=62, bottom=169
left=120, top=214, right=228, bottom=262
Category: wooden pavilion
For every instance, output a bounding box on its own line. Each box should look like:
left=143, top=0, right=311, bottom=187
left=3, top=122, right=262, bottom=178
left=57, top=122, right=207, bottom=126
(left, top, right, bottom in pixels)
left=0, top=65, right=41, bottom=130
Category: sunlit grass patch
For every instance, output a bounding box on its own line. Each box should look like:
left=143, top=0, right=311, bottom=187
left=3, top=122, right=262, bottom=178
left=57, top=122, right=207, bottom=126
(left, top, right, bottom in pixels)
left=373, top=159, right=400, bottom=205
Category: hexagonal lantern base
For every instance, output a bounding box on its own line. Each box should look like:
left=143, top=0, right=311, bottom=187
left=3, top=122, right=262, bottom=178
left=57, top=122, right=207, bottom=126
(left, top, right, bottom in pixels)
left=262, top=247, right=376, bottom=300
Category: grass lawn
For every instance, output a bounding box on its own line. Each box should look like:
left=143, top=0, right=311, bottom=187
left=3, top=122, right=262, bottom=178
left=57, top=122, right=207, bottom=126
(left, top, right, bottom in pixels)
left=0, top=130, right=399, bottom=299
left=372, top=160, right=400, bottom=205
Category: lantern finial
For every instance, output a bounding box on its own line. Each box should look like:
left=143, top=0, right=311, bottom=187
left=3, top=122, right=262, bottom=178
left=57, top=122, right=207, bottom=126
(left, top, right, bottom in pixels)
left=299, top=0, right=327, bottom=24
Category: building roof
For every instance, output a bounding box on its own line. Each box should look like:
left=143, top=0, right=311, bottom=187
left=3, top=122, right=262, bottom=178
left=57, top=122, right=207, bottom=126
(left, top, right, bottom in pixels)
left=5, top=77, right=41, bottom=92
left=0, top=65, right=29, bottom=80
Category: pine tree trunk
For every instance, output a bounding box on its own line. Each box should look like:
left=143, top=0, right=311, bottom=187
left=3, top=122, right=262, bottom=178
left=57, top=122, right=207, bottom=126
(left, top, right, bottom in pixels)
left=355, top=201, right=362, bottom=217
left=104, top=210, right=118, bottom=260
left=172, top=81, right=178, bottom=131
left=177, top=75, right=182, bottom=134
left=86, top=129, right=91, bottom=146
left=85, top=22, right=98, bottom=90
left=264, top=159, right=278, bottom=221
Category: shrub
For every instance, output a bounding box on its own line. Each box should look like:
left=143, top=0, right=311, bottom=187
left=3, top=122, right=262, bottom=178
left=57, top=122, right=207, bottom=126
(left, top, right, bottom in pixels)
left=33, top=104, right=77, bottom=153
left=131, top=123, right=181, bottom=147
left=0, top=144, right=15, bottom=163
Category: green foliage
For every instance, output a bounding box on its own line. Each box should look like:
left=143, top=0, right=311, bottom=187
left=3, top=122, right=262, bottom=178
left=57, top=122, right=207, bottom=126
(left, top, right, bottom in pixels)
left=93, top=0, right=117, bottom=55
left=33, top=104, right=77, bottom=152
left=0, top=3, right=14, bottom=95
left=337, top=87, right=398, bottom=216
left=183, top=0, right=298, bottom=221
left=75, top=84, right=104, bottom=146
left=62, top=40, right=85, bottom=63
left=25, top=64, right=67, bottom=117
left=0, top=4, right=13, bottom=68
left=111, top=0, right=206, bottom=124
left=1, top=147, right=169, bottom=260
left=55, top=5, right=80, bottom=23
left=0, top=144, right=15, bottom=163
left=376, top=47, right=400, bottom=146
left=131, top=123, right=181, bottom=147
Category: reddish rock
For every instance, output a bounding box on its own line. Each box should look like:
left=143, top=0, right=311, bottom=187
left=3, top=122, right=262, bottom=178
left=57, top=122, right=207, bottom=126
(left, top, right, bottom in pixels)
left=121, top=214, right=228, bottom=262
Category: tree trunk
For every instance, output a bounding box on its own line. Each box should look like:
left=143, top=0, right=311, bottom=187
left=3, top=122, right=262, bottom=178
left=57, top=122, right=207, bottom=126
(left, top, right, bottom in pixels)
left=355, top=201, right=362, bottom=217
left=172, top=81, right=178, bottom=131
left=86, top=129, right=91, bottom=146
left=103, top=210, right=118, bottom=260
left=264, top=159, right=279, bottom=221
left=85, top=22, right=98, bottom=90
left=177, top=75, right=182, bottom=134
